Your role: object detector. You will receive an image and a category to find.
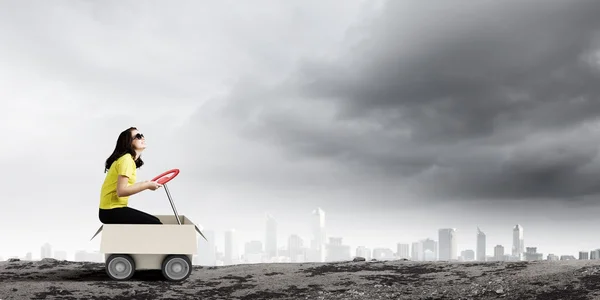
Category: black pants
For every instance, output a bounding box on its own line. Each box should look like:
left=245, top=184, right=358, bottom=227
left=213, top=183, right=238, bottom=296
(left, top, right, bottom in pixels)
left=99, top=207, right=162, bottom=224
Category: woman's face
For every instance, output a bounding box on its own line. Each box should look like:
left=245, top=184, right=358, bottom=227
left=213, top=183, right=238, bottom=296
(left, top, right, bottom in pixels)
left=131, top=129, right=146, bottom=151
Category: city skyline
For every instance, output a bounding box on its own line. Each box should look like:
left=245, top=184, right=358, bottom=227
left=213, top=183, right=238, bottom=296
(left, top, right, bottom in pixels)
left=1, top=206, right=596, bottom=262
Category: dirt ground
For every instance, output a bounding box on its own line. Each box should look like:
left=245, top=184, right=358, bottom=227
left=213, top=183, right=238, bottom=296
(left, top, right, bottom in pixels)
left=1, top=258, right=600, bottom=299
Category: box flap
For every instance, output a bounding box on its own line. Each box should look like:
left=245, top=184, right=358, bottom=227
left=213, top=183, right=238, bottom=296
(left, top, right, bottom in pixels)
left=90, top=225, right=103, bottom=241
left=195, top=225, right=208, bottom=241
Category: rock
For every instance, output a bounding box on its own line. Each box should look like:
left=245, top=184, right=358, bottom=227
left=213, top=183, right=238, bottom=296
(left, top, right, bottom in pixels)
left=496, top=288, right=504, bottom=294
left=7, top=258, right=19, bottom=262
left=40, top=258, right=57, bottom=263
left=353, top=257, right=366, bottom=262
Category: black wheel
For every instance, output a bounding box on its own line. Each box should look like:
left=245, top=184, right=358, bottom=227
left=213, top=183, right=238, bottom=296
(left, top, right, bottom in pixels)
left=161, top=255, right=192, bottom=281
left=106, top=254, right=135, bottom=281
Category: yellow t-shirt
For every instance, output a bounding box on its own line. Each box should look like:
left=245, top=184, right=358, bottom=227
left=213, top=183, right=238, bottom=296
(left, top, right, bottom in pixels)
left=99, top=153, right=137, bottom=209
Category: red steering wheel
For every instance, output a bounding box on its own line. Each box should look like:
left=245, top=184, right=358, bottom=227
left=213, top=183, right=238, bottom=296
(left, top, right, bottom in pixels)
left=151, top=169, right=180, bottom=185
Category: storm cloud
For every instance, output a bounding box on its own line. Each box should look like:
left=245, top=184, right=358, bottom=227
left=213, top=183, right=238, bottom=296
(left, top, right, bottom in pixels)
left=183, top=0, right=600, bottom=202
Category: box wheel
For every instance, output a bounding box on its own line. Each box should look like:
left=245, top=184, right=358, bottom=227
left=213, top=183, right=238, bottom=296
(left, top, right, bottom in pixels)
left=106, top=254, right=135, bottom=281
left=161, top=255, right=191, bottom=281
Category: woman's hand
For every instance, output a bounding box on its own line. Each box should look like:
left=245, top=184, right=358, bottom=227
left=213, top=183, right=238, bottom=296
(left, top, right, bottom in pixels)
left=145, top=180, right=163, bottom=191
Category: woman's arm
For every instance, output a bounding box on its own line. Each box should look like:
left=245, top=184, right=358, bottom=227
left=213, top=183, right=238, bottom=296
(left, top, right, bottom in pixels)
left=116, top=175, right=150, bottom=197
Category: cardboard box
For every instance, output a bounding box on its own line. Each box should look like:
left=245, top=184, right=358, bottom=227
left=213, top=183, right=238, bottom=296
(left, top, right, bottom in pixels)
left=91, top=215, right=205, bottom=271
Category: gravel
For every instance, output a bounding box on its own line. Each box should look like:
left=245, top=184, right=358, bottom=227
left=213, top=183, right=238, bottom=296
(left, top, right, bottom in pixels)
left=0, top=258, right=599, bottom=299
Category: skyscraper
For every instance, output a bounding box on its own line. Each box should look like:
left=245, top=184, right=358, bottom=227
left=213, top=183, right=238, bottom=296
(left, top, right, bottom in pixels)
left=438, top=228, right=457, bottom=261
left=476, top=227, right=486, bottom=261
left=224, top=229, right=238, bottom=265
left=265, top=214, right=277, bottom=259
left=310, top=207, right=326, bottom=262
left=512, top=224, right=524, bottom=261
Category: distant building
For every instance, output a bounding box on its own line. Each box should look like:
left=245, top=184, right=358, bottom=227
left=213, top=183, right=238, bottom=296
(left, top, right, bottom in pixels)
left=244, top=240, right=263, bottom=264
left=309, top=208, right=326, bottom=262
left=461, top=250, right=475, bottom=261
left=438, top=228, right=458, bottom=261
left=547, top=254, right=559, bottom=261
left=41, top=243, right=52, bottom=259
left=421, top=238, right=438, bottom=261
left=373, top=248, right=395, bottom=260
left=494, top=245, right=504, bottom=261
left=524, top=247, right=543, bottom=261
left=590, top=249, right=600, bottom=260
left=356, top=246, right=371, bottom=260
left=288, top=234, right=304, bottom=262
left=396, top=243, right=410, bottom=259
left=512, top=225, right=524, bottom=261
left=265, top=214, right=278, bottom=259
left=579, top=251, right=589, bottom=260
left=325, top=237, right=350, bottom=262
left=224, top=229, right=239, bottom=265
left=476, top=227, right=486, bottom=261
left=411, top=242, right=423, bottom=261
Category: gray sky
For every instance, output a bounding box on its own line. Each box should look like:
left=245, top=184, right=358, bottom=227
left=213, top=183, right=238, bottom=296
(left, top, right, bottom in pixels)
left=1, top=0, right=600, bottom=260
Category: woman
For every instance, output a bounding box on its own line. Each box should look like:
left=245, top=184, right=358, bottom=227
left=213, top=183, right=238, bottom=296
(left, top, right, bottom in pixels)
left=98, top=127, right=163, bottom=224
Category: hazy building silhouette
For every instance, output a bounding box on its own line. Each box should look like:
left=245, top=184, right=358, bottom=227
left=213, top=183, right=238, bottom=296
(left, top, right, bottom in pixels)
left=41, top=243, right=52, bottom=259
left=579, top=251, right=589, bottom=260
left=396, top=243, right=409, bottom=259
left=411, top=242, right=423, bottom=261
left=438, top=228, right=457, bottom=261
left=288, top=234, right=304, bottom=262
left=196, top=230, right=216, bottom=266
left=244, top=240, right=263, bottom=263
left=224, top=229, right=239, bottom=265
left=356, top=246, right=371, bottom=260
left=265, top=214, right=278, bottom=259
left=525, top=247, right=543, bottom=261
left=372, top=248, right=395, bottom=260
left=512, top=224, right=524, bottom=261
left=421, top=238, right=437, bottom=261
left=476, top=227, right=486, bottom=261
left=494, top=245, right=504, bottom=261
left=547, top=254, right=559, bottom=261
left=461, top=249, right=474, bottom=261
left=326, top=237, right=351, bottom=262
left=308, top=207, right=326, bottom=262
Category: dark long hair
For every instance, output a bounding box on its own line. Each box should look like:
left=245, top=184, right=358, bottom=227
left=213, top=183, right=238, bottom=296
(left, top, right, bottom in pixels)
left=104, top=127, right=144, bottom=173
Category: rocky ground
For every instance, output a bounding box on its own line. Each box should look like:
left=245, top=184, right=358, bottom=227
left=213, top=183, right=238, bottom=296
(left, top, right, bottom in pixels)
left=1, top=258, right=600, bottom=299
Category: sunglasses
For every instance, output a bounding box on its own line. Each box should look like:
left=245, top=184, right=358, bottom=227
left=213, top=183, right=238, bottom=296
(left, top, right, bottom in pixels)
left=134, top=133, right=145, bottom=140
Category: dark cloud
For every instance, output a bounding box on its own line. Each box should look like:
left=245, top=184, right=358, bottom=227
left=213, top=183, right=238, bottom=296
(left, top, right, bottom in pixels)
left=183, top=0, right=600, bottom=202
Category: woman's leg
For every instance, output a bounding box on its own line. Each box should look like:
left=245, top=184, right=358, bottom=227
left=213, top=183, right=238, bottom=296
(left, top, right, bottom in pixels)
left=99, top=207, right=162, bottom=224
